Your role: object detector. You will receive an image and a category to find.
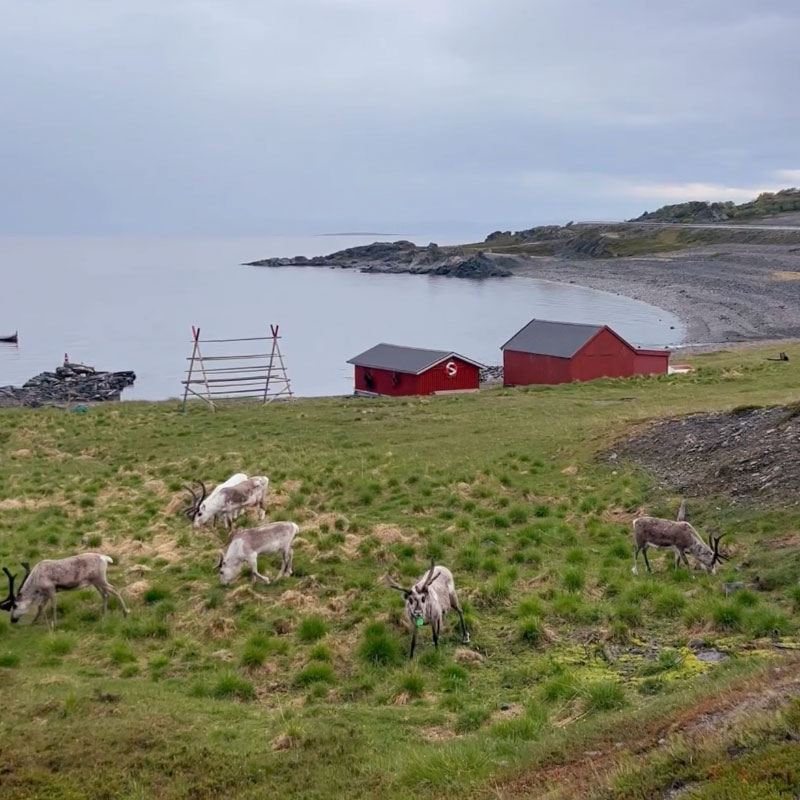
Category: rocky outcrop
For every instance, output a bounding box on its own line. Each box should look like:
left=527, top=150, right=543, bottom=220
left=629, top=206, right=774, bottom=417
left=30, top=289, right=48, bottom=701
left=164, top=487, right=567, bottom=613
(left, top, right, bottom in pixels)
left=0, top=362, right=136, bottom=408
left=246, top=241, right=512, bottom=279
left=479, top=365, right=504, bottom=385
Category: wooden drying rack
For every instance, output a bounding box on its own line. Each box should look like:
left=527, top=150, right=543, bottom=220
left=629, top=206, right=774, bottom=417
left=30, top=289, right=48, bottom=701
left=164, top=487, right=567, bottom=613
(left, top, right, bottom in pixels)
left=181, top=325, right=294, bottom=411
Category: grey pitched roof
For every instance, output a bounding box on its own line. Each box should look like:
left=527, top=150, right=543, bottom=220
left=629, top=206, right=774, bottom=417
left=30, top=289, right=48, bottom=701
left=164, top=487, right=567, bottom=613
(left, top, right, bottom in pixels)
left=500, top=319, right=608, bottom=357
left=347, top=343, right=483, bottom=374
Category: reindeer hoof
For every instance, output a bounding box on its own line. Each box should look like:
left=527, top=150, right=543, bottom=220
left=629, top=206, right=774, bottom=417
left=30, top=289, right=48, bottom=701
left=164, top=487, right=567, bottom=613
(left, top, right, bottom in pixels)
left=462, top=634, right=470, bottom=644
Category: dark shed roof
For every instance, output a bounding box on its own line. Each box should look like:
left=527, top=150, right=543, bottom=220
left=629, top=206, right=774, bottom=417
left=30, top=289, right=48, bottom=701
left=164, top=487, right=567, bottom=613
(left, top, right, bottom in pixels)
left=347, top=343, right=483, bottom=374
left=500, top=319, right=610, bottom=358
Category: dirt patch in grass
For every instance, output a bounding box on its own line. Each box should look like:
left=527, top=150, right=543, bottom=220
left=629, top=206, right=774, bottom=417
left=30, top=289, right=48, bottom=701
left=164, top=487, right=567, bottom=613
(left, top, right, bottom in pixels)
left=0, top=497, right=61, bottom=511
left=420, top=726, right=460, bottom=741
left=112, top=532, right=182, bottom=563
left=372, top=524, right=418, bottom=546
left=491, top=663, right=800, bottom=799
left=615, top=405, right=800, bottom=501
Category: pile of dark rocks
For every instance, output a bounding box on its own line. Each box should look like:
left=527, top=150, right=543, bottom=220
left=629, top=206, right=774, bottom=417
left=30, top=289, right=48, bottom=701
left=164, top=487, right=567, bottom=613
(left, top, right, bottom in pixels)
left=0, top=362, right=136, bottom=408
left=479, top=365, right=504, bottom=384
left=247, top=241, right=513, bottom=279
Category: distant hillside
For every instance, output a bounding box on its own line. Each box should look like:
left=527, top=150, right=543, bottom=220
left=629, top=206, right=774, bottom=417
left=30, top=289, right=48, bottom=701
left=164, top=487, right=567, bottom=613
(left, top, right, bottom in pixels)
left=632, top=187, right=800, bottom=223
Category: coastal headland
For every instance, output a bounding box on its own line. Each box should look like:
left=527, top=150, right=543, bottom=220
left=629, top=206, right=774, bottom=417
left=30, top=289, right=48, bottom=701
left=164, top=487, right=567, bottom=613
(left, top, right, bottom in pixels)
left=247, top=190, right=800, bottom=347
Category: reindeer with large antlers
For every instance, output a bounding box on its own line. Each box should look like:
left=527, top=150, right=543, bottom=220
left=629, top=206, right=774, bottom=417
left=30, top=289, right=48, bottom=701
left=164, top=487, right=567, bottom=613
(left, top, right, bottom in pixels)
left=387, top=559, right=470, bottom=658
left=1, top=554, right=128, bottom=626
left=184, top=475, right=269, bottom=531
left=632, top=504, right=729, bottom=575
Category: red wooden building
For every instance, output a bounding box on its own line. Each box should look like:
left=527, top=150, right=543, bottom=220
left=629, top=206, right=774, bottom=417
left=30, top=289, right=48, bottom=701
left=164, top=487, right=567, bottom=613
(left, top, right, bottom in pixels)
left=347, top=343, right=483, bottom=397
left=501, top=319, right=669, bottom=386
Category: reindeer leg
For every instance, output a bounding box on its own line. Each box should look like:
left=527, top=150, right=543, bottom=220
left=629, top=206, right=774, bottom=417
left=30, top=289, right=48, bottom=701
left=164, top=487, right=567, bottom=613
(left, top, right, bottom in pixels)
left=409, top=626, right=417, bottom=659
left=249, top=554, right=271, bottom=585
left=95, top=584, right=109, bottom=615
left=283, top=548, right=293, bottom=578
left=32, top=597, right=47, bottom=624
left=673, top=548, right=681, bottom=570
left=632, top=545, right=640, bottom=575
left=432, top=619, right=440, bottom=649
left=104, top=583, right=129, bottom=616
left=451, top=592, right=470, bottom=643
left=642, top=547, right=652, bottom=574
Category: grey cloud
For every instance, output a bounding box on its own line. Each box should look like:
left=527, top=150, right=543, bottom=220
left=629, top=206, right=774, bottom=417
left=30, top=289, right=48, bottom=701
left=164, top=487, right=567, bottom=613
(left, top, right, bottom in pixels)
left=0, top=0, right=798, bottom=234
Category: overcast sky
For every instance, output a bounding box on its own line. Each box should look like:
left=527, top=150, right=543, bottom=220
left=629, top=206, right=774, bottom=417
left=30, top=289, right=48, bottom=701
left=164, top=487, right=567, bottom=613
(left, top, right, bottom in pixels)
left=1, top=0, right=798, bottom=235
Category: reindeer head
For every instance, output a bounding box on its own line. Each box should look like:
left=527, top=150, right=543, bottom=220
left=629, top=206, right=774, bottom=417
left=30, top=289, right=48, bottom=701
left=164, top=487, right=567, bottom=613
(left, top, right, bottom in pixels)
left=2, top=563, right=31, bottom=623
left=695, top=533, right=729, bottom=574
left=216, top=549, right=241, bottom=586
left=387, top=559, right=441, bottom=626
left=186, top=481, right=210, bottom=528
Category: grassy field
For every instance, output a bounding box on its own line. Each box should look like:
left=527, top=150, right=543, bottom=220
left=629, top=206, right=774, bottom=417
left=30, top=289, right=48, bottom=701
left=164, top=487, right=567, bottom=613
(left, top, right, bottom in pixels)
left=1, top=344, right=800, bottom=799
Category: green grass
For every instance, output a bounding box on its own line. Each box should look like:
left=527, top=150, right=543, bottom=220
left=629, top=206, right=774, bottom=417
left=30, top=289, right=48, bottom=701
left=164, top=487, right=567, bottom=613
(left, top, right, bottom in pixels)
left=1, top=343, right=800, bottom=798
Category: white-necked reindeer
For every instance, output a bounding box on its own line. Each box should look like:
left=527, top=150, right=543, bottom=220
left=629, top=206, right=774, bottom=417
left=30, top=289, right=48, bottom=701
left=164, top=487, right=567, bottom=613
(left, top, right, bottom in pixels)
left=216, top=521, right=298, bottom=586
left=387, top=559, right=470, bottom=658
left=182, top=472, right=248, bottom=522
left=632, top=502, right=728, bottom=575
left=185, top=475, right=269, bottom=531
left=1, top=554, right=129, bottom=626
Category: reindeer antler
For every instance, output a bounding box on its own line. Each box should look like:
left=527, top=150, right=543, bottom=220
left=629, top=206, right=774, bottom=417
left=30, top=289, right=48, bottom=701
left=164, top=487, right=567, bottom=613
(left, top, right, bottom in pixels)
left=422, top=557, right=440, bottom=589
left=182, top=484, right=200, bottom=519
left=711, top=533, right=729, bottom=564
left=385, top=574, right=410, bottom=593
left=18, top=562, right=31, bottom=592
left=0, top=567, right=17, bottom=611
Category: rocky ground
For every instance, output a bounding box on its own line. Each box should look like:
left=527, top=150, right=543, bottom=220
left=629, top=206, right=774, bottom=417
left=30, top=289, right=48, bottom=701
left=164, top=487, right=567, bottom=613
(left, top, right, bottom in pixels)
left=246, top=240, right=514, bottom=278
left=0, top=362, right=136, bottom=408
left=510, top=244, right=800, bottom=346
left=614, top=403, right=800, bottom=503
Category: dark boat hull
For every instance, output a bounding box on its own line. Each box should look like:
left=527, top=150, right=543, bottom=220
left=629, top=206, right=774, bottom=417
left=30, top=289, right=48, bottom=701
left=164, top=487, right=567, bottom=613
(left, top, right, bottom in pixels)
left=0, top=331, right=18, bottom=343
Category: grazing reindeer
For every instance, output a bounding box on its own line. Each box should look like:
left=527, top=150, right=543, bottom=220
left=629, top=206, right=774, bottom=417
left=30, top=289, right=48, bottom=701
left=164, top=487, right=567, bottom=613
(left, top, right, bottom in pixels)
left=183, top=473, right=248, bottom=522
left=387, top=559, right=470, bottom=658
left=1, top=554, right=129, bottom=626
left=189, top=476, right=269, bottom=531
left=632, top=510, right=728, bottom=575
left=216, top=521, right=299, bottom=586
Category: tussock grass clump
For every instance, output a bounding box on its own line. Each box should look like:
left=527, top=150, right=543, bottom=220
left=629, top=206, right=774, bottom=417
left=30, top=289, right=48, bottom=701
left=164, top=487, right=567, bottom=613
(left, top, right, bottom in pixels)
left=143, top=586, right=172, bottom=605
left=563, top=567, right=585, bottom=593
left=295, top=663, right=335, bottom=686
left=211, top=672, right=256, bottom=701
left=359, top=622, right=401, bottom=667
left=309, top=643, right=333, bottom=662
left=109, top=641, right=136, bottom=665
left=746, top=607, right=794, bottom=638
left=297, top=614, right=328, bottom=642
left=517, top=616, right=547, bottom=647
left=652, top=587, right=687, bottom=617
left=711, top=602, right=744, bottom=632
left=0, top=653, right=21, bottom=668
left=43, top=634, right=76, bottom=656
left=491, top=703, right=548, bottom=741
left=396, top=668, right=425, bottom=698
left=582, top=680, right=627, bottom=712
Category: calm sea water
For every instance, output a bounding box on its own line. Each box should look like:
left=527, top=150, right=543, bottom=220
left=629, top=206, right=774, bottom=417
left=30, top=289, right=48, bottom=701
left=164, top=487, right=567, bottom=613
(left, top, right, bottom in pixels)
left=0, top=235, right=684, bottom=400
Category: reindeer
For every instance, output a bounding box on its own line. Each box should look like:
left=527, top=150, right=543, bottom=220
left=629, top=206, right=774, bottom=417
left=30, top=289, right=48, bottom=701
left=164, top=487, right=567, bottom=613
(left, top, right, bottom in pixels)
left=182, top=472, right=248, bottom=522
left=1, top=554, right=129, bottom=626
left=216, top=521, right=299, bottom=586
left=187, top=476, right=269, bottom=531
left=387, top=559, right=470, bottom=658
left=632, top=504, right=728, bottom=575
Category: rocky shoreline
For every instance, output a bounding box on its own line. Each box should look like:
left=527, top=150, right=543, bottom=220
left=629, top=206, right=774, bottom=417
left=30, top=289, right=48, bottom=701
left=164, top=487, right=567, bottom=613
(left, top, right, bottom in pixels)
left=246, top=240, right=514, bottom=279
left=0, top=362, right=136, bottom=408
left=246, top=229, right=800, bottom=347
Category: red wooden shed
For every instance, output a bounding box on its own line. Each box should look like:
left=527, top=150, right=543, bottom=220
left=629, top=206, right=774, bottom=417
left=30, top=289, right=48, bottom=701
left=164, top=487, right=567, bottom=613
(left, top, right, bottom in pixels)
left=500, top=319, right=669, bottom=386
left=347, top=343, right=483, bottom=397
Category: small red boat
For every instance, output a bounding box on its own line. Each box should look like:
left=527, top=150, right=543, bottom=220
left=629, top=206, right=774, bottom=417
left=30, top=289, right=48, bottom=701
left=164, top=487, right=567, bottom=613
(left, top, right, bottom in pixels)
left=0, top=331, right=18, bottom=343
